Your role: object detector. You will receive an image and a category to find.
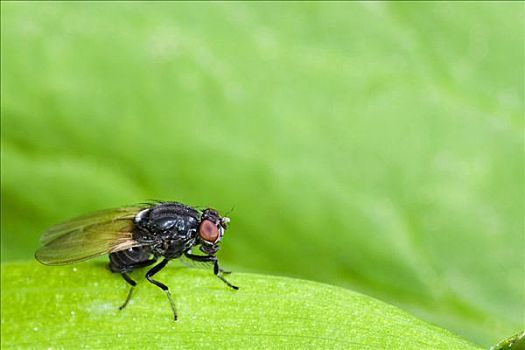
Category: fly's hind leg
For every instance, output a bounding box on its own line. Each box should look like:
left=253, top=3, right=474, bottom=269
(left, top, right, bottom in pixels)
left=109, top=249, right=157, bottom=311
left=119, top=272, right=137, bottom=310
left=116, top=259, right=157, bottom=310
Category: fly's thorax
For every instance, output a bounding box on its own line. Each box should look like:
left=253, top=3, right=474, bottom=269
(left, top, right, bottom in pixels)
left=133, top=203, right=200, bottom=242
left=153, top=236, right=197, bottom=259
left=132, top=203, right=201, bottom=259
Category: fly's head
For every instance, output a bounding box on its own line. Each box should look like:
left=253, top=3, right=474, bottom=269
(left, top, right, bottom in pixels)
left=198, top=208, right=229, bottom=255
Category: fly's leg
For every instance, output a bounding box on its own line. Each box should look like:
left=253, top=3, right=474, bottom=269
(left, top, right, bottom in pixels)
left=218, top=267, right=232, bottom=275
left=120, top=273, right=136, bottom=310
left=184, top=252, right=239, bottom=290
left=145, top=259, right=178, bottom=321
left=213, top=259, right=238, bottom=290
left=116, top=258, right=157, bottom=310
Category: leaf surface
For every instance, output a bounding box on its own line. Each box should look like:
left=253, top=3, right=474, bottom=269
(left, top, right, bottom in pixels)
left=1, top=262, right=481, bottom=349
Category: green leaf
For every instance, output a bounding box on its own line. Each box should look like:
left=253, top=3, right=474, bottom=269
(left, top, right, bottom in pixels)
left=1, top=2, right=523, bottom=347
left=490, top=331, right=525, bottom=350
left=1, top=261, right=480, bottom=349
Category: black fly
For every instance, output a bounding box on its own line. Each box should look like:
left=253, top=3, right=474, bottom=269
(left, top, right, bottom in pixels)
left=35, top=201, right=238, bottom=320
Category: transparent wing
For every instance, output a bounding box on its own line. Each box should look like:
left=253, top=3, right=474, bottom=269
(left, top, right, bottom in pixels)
left=35, top=205, right=148, bottom=265
left=40, top=205, right=146, bottom=245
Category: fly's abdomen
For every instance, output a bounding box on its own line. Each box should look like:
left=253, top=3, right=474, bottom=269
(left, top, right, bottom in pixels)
left=109, top=246, right=152, bottom=273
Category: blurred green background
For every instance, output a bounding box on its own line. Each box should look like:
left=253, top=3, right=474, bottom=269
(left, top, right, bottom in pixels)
left=1, top=2, right=523, bottom=347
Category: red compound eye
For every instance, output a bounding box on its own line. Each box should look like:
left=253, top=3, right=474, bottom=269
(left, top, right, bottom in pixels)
left=198, top=219, right=219, bottom=242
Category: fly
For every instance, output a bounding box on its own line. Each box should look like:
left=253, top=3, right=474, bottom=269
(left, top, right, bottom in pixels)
left=35, top=201, right=238, bottom=320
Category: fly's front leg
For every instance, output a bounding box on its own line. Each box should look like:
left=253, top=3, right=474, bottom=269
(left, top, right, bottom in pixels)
left=217, top=266, right=232, bottom=275
left=184, top=252, right=239, bottom=290
left=213, top=259, right=239, bottom=290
